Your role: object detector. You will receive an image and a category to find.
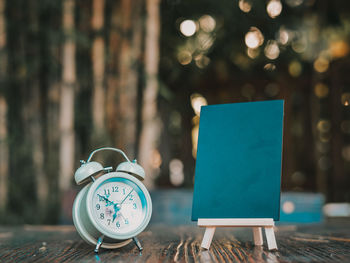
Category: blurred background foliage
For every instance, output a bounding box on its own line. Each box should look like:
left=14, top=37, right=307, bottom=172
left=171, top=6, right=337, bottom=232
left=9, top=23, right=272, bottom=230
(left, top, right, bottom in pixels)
left=0, top=0, right=350, bottom=224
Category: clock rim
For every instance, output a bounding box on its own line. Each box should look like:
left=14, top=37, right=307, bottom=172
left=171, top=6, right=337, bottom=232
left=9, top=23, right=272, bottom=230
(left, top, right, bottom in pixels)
left=86, top=171, right=152, bottom=240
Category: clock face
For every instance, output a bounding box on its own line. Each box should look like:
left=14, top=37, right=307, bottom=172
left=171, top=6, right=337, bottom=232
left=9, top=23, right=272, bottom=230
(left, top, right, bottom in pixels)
left=89, top=175, right=151, bottom=238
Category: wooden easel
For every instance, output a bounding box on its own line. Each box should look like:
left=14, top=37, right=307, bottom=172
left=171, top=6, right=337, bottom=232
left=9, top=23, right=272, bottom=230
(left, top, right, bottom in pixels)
left=198, top=218, right=278, bottom=251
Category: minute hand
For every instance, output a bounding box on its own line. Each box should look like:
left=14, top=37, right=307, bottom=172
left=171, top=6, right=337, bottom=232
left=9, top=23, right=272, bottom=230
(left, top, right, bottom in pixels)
left=120, top=189, right=134, bottom=205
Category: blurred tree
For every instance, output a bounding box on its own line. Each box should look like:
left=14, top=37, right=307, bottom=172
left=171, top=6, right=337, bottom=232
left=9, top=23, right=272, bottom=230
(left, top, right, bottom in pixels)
left=106, top=0, right=122, bottom=146
left=0, top=97, right=7, bottom=211
left=59, top=0, right=76, bottom=193
left=25, top=0, right=48, bottom=212
left=91, top=0, right=106, bottom=144
left=41, top=0, right=62, bottom=223
left=139, top=0, right=161, bottom=188
left=0, top=0, right=7, bottom=211
left=117, top=0, right=143, bottom=157
left=104, top=0, right=144, bottom=159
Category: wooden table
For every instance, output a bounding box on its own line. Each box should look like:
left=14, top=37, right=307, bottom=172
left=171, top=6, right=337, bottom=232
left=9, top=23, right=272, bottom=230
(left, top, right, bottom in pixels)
left=1, top=221, right=350, bottom=262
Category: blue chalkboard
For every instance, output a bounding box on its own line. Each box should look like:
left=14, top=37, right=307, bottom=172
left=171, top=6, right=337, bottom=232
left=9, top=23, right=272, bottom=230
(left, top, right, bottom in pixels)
left=191, top=100, right=284, bottom=221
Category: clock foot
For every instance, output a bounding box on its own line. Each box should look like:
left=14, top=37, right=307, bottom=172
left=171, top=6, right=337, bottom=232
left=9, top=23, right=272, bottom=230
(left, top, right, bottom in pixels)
left=133, top=237, right=143, bottom=251
left=94, top=235, right=104, bottom=253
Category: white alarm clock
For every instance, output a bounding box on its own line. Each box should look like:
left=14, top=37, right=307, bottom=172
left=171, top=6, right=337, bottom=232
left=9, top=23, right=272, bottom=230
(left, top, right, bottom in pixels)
left=72, top=147, right=152, bottom=253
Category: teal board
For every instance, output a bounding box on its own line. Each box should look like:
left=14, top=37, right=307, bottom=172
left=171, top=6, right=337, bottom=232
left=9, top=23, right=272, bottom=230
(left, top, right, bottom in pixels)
left=191, top=100, right=284, bottom=221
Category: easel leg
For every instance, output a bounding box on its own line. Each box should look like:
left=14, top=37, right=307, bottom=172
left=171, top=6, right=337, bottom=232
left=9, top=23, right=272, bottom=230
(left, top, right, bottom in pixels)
left=201, top=227, right=216, bottom=250
left=264, top=227, right=277, bottom=250
left=252, top=227, right=263, bottom=246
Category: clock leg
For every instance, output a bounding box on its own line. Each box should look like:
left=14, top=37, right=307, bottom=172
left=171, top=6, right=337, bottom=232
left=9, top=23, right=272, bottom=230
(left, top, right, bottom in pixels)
left=133, top=237, right=143, bottom=251
left=94, top=235, right=104, bottom=253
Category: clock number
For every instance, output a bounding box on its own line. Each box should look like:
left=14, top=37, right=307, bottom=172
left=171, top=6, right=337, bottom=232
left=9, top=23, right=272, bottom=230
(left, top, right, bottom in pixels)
left=122, top=188, right=126, bottom=195
left=112, top=186, right=119, bottom=192
left=116, top=221, right=120, bottom=228
left=100, top=213, right=104, bottom=219
left=96, top=204, right=100, bottom=210
left=107, top=219, right=111, bottom=225
left=133, top=203, right=137, bottom=209
left=125, top=219, right=129, bottom=225
left=129, top=195, right=133, bottom=201
left=104, top=189, right=110, bottom=195
left=98, top=195, right=104, bottom=201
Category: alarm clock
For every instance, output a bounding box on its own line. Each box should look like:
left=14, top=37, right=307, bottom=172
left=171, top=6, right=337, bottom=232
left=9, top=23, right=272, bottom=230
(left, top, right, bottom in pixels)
left=72, top=147, right=152, bottom=253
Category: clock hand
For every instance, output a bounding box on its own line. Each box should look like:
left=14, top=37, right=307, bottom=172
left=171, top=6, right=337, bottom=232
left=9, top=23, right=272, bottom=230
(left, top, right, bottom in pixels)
left=112, top=209, right=118, bottom=222
left=113, top=207, right=127, bottom=223
left=97, top=194, right=114, bottom=206
left=112, top=202, right=122, bottom=222
left=112, top=207, right=128, bottom=223
left=110, top=189, right=134, bottom=222
left=120, top=189, right=134, bottom=205
left=112, top=194, right=132, bottom=222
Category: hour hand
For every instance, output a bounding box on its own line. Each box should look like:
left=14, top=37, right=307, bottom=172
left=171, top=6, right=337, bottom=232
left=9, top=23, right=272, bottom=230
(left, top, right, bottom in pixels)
left=97, top=194, right=114, bottom=206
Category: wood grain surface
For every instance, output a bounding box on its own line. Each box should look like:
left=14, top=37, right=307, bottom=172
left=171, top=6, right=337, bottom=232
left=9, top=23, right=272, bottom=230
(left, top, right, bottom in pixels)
left=1, top=222, right=350, bottom=262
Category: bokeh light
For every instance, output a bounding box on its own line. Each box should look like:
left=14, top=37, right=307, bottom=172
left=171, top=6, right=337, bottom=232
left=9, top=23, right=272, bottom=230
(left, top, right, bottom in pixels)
left=169, top=111, right=182, bottom=134
left=180, top=20, right=197, bottom=37
left=282, top=201, right=295, bottom=214
left=232, top=53, right=251, bottom=70
left=246, top=47, right=260, bottom=59
left=169, top=159, right=184, bottom=186
left=285, top=0, right=303, bottom=7
left=191, top=124, right=199, bottom=158
left=264, top=40, right=280, bottom=59
left=266, top=0, right=282, bottom=19
left=277, top=27, right=289, bottom=45
left=199, top=15, right=216, bottom=33
left=329, top=40, right=349, bottom=59
left=151, top=149, right=162, bottom=169
left=265, top=83, right=280, bottom=97
left=239, top=0, right=252, bottom=13
left=195, top=55, right=210, bottom=68
left=341, top=93, right=350, bottom=106
left=190, top=93, right=206, bottom=158
left=245, top=27, right=264, bottom=49
left=317, top=119, right=331, bottom=133
left=197, top=32, right=214, bottom=51
left=342, top=146, right=350, bottom=161
left=177, top=50, right=192, bottom=65
left=292, top=35, right=307, bottom=53
left=264, top=63, right=276, bottom=71
left=190, top=93, right=208, bottom=116
left=313, top=57, right=329, bottom=73
left=288, top=60, right=302, bottom=77
left=314, top=83, right=329, bottom=98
